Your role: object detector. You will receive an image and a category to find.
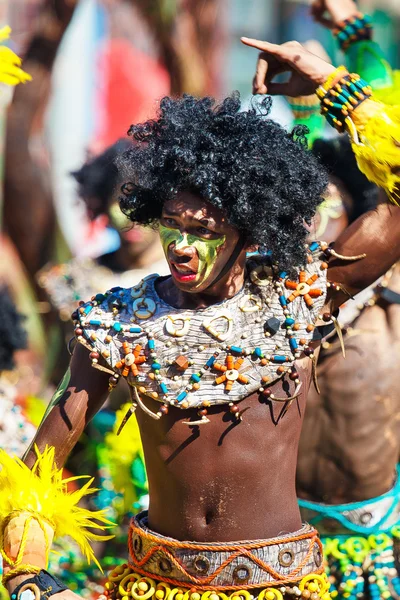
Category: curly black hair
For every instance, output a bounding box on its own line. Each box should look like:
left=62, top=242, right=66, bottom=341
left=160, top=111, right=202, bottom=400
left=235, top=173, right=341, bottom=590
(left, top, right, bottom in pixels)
left=117, top=93, right=328, bottom=270
left=71, top=139, right=132, bottom=219
left=0, top=286, right=27, bottom=372
left=312, top=136, right=378, bottom=222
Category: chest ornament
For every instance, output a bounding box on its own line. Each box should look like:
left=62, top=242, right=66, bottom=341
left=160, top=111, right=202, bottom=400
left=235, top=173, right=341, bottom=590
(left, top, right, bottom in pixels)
left=73, top=246, right=329, bottom=430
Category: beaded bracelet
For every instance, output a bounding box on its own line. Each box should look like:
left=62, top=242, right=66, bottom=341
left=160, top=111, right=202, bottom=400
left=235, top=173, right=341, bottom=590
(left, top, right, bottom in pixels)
left=316, top=67, right=372, bottom=133
left=333, top=12, right=373, bottom=52
left=287, top=94, right=320, bottom=120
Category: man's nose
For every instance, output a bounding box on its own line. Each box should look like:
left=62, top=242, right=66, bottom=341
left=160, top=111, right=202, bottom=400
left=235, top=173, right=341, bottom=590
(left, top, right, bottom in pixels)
left=173, top=243, right=194, bottom=258
left=172, top=232, right=195, bottom=257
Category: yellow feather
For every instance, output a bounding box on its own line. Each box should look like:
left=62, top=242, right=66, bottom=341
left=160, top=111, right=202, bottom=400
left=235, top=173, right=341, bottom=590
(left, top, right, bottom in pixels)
left=347, top=100, right=400, bottom=205
left=0, top=27, right=31, bottom=86
left=0, top=446, right=114, bottom=570
left=374, top=71, right=400, bottom=107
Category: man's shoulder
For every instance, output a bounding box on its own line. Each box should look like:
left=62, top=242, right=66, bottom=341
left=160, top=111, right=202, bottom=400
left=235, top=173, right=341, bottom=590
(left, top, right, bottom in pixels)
left=71, top=273, right=159, bottom=321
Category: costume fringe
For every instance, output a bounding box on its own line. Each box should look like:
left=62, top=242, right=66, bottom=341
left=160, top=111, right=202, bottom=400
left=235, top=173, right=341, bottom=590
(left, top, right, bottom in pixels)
left=0, top=446, right=114, bottom=569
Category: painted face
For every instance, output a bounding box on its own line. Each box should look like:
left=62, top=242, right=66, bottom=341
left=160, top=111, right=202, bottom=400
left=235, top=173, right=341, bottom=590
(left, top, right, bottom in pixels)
left=159, top=192, right=241, bottom=292
left=159, top=226, right=226, bottom=287
left=307, top=179, right=351, bottom=243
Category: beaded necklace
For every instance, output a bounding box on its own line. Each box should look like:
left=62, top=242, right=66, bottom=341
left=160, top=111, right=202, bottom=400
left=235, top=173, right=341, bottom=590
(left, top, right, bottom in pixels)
left=73, top=243, right=332, bottom=427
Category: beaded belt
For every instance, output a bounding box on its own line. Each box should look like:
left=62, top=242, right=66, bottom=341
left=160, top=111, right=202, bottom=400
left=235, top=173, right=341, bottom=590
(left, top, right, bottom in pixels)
left=299, top=471, right=400, bottom=536
left=96, top=510, right=331, bottom=600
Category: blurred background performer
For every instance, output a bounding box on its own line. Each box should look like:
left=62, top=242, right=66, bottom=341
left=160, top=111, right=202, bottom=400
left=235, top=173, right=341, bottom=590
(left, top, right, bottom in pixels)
left=289, top=1, right=400, bottom=599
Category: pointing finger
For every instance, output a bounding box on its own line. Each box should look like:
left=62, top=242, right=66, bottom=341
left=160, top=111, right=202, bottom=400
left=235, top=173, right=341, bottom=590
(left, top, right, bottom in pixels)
left=241, top=37, right=282, bottom=55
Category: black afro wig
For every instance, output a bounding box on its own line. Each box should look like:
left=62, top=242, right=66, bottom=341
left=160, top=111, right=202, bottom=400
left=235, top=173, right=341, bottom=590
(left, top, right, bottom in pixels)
left=117, top=93, right=328, bottom=270
left=71, top=139, right=132, bottom=220
left=312, top=136, right=378, bottom=222
left=0, top=286, right=27, bottom=372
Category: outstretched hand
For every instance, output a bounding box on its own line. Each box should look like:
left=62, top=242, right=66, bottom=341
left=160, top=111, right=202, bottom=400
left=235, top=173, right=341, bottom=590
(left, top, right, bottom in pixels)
left=310, top=0, right=360, bottom=29
left=240, top=39, right=336, bottom=96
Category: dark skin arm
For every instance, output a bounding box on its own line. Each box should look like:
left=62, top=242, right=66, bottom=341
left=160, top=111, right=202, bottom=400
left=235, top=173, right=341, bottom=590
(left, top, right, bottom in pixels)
left=327, top=203, right=400, bottom=308
left=6, top=344, right=110, bottom=596
left=240, top=38, right=400, bottom=303
left=24, top=343, right=110, bottom=469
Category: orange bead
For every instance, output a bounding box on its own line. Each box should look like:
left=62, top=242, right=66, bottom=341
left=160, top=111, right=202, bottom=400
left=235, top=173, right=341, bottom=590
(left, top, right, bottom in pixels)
left=306, top=324, right=314, bottom=332
left=293, top=324, right=300, bottom=331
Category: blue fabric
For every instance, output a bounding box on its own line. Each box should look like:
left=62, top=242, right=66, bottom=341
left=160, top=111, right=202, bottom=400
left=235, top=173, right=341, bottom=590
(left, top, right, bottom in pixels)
left=298, top=466, right=400, bottom=535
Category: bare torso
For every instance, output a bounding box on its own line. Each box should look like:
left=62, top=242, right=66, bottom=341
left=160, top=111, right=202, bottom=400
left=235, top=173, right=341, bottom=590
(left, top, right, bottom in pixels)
left=135, top=357, right=312, bottom=541
left=297, top=264, right=400, bottom=504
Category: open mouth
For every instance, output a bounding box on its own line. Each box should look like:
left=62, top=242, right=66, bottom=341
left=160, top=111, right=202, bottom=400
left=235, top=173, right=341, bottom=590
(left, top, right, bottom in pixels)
left=169, top=261, right=198, bottom=282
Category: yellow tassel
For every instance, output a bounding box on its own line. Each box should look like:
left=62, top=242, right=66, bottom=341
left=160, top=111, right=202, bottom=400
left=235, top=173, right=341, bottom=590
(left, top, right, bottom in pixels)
left=0, top=446, right=114, bottom=570
left=346, top=99, right=400, bottom=205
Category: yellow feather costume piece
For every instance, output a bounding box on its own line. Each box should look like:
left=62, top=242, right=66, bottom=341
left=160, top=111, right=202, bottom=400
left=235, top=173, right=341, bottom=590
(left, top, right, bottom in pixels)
left=0, top=446, right=114, bottom=570
left=0, top=26, right=31, bottom=86
left=345, top=98, right=400, bottom=205
left=373, top=70, right=400, bottom=107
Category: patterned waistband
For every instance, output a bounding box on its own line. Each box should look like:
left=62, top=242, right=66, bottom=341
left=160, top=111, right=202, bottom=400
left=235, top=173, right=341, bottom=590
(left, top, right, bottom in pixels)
left=299, top=470, right=400, bottom=536
left=127, top=511, right=324, bottom=591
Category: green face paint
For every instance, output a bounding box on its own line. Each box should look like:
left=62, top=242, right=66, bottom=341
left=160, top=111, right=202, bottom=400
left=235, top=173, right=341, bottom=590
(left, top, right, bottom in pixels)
left=159, top=225, right=226, bottom=287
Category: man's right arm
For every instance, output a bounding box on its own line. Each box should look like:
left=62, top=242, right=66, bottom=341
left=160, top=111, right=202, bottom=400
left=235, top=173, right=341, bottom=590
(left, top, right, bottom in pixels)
left=24, top=343, right=111, bottom=469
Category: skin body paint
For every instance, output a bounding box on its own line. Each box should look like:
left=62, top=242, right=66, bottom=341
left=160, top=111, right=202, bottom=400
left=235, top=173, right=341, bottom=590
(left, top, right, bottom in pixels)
left=159, top=225, right=226, bottom=288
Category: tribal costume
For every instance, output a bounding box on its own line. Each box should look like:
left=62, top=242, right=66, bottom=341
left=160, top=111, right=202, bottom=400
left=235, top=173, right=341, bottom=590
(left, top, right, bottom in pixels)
left=1, top=57, right=400, bottom=600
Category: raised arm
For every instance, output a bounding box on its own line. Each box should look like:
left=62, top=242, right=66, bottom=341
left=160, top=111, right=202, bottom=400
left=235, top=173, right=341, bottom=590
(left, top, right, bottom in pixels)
left=241, top=37, right=400, bottom=303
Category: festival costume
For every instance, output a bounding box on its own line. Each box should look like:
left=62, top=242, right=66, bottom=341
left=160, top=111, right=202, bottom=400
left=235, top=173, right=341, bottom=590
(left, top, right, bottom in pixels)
left=1, top=66, right=400, bottom=600
left=299, top=473, right=400, bottom=600
left=72, top=248, right=328, bottom=423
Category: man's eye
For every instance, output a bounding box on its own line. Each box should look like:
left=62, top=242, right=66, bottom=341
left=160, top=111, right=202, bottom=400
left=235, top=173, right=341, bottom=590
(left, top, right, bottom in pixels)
left=164, top=218, right=178, bottom=227
left=197, top=226, right=212, bottom=235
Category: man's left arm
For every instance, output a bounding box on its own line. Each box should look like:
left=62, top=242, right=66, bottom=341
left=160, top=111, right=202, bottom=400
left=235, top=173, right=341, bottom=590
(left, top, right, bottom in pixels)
left=326, top=203, right=400, bottom=309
